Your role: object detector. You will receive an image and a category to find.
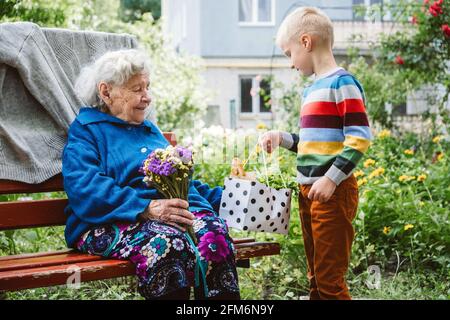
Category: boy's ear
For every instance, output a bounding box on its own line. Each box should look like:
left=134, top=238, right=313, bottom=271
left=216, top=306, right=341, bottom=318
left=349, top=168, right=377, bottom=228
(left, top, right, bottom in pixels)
left=300, top=34, right=312, bottom=52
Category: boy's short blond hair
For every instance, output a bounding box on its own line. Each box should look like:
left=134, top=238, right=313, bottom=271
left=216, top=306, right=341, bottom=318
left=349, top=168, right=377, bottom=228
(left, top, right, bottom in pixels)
left=276, top=7, right=334, bottom=48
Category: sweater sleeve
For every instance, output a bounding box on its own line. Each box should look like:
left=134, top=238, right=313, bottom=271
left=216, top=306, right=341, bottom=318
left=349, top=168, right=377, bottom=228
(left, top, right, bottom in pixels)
left=279, top=132, right=300, bottom=153
left=62, top=120, right=150, bottom=224
left=324, top=76, right=372, bottom=186
left=191, top=179, right=223, bottom=213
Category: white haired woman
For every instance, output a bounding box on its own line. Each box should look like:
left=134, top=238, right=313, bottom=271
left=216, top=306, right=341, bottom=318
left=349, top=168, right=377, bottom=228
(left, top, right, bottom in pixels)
left=62, top=49, right=240, bottom=300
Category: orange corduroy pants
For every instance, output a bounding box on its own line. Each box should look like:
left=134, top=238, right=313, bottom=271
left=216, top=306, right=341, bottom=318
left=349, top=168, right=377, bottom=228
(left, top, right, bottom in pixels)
left=298, top=175, right=359, bottom=300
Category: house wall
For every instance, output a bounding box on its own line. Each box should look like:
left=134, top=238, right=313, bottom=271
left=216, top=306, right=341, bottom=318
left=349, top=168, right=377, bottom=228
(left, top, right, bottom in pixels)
left=200, top=57, right=297, bottom=128
left=199, top=0, right=355, bottom=58
left=162, top=0, right=438, bottom=130
left=201, top=54, right=350, bottom=128
left=161, top=0, right=202, bottom=55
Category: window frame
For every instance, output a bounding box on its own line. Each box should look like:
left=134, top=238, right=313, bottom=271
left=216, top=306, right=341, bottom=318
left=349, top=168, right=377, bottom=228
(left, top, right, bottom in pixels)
left=238, top=0, right=276, bottom=27
left=239, top=75, right=272, bottom=115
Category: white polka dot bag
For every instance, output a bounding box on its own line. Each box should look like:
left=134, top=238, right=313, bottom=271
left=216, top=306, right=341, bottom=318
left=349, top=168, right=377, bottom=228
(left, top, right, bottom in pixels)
left=218, top=176, right=292, bottom=235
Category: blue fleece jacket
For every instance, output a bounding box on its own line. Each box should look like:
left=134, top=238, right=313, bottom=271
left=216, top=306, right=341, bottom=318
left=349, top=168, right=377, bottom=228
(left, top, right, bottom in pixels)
left=62, top=107, right=222, bottom=247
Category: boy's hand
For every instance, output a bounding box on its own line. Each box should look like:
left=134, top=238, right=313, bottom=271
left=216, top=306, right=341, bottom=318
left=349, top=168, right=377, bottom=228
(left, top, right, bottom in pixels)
left=259, top=131, right=282, bottom=153
left=308, top=176, right=337, bottom=203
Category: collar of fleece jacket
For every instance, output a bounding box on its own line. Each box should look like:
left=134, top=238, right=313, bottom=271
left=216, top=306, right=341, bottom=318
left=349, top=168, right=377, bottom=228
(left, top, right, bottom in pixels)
left=76, top=106, right=155, bottom=129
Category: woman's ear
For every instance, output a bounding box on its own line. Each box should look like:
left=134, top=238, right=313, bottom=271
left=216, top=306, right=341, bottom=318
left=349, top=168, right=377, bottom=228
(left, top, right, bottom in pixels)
left=98, top=82, right=111, bottom=104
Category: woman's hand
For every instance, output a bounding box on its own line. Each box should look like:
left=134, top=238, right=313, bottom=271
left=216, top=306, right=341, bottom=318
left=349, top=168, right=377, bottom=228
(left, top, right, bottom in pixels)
left=139, top=199, right=195, bottom=232
left=259, top=130, right=283, bottom=153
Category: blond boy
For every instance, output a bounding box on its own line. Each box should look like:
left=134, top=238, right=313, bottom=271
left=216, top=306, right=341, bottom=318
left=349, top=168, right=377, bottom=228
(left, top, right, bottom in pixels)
left=260, top=7, right=372, bottom=300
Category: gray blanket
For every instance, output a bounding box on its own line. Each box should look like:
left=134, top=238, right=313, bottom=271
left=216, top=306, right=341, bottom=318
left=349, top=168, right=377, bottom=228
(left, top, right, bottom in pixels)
left=0, top=22, right=138, bottom=183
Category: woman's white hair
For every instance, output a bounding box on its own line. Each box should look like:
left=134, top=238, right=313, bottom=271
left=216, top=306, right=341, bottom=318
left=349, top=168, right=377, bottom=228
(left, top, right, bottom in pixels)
left=74, top=49, right=151, bottom=111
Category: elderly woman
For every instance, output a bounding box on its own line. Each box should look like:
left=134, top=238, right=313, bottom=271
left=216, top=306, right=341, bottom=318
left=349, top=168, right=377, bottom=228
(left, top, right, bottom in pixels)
left=62, top=49, right=240, bottom=300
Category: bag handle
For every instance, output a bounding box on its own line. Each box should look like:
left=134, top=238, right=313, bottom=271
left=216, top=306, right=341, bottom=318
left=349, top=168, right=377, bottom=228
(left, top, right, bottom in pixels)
left=261, top=147, right=288, bottom=189
left=243, top=143, right=288, bottom=189
left=260, top=147, right=271, bottom=187
left=242, top=143, right=260, bottom=170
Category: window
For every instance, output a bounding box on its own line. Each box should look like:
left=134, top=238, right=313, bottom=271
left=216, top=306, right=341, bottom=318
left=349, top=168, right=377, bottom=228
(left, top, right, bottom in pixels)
left=239, top=0, right=275, bottom=26
left=240, top=76, right=271, bottom=113
left=259, top=79, right=271, bottom=113
left=352, top=0, right=392, bottom=22
left=240, top=78, right=253, bottom=112
left=352, top=0, right=366, bottom=21
left=392, top=103, right=407, bottom=116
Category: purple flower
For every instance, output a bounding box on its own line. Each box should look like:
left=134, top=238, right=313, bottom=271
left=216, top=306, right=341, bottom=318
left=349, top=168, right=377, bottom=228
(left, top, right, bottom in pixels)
left=160, top=161, right=177, bottom=176
left=176, top=146, right=192, bottom=164
left=141, top=153, right=177, bottom=176
left=139, top=145, right=194, bottom=199
left=198, top=231, right=230, bottom=263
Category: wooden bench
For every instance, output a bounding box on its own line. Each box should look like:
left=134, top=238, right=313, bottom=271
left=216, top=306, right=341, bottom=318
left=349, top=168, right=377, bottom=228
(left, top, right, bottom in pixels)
left=0, top=133, right=280, bottom=292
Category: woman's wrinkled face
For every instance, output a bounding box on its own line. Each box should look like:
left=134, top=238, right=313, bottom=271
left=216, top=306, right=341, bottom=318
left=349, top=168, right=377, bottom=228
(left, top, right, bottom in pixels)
left=99, top=73, right=151, bottom=125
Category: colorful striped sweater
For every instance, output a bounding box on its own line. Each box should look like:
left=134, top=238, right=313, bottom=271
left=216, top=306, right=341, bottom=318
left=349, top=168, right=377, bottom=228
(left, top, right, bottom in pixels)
left=280, top=67, right=372, bottom=186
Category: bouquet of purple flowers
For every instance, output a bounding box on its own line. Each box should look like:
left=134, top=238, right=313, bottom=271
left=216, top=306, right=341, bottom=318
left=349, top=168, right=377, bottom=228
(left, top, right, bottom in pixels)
left=139, top=145, right=196, bottom=242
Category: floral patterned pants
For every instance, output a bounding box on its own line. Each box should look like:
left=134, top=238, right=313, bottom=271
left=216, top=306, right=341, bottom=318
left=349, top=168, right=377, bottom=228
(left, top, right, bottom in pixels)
left=76, top=210, right=240, bottom=299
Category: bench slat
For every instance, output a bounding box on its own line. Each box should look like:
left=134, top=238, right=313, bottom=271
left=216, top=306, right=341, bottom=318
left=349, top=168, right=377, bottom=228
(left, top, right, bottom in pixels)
left=0, top=175, right=64, bottom=195
left=0, top=242, right=280, bottom=291
left=0, top=259, right=135, bottom=291
left=0, top=238, right=259, bottom=272
left=0, top=199, right=67, bottom=231
left=0, top=249, right=73, bottom=262
left=235, top=242, right=281, bottom=260
left=0, top=241, right=276, bottom=272
left=232, top=237, right=255, bottom=244
left=0, top=236, right=257, bottom=262
left=0, top=251, right=103, bottom=273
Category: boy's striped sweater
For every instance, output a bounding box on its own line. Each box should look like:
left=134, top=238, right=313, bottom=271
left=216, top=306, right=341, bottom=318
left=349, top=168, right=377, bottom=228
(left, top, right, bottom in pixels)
left=280, top=67, right=372, bottom=186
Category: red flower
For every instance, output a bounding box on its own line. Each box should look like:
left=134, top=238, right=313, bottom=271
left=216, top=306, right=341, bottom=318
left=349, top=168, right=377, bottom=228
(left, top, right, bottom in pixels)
left=395, top=55, right=404, bottom=65
left=442, top=24, right=450, bottom=37
left=429, top=1, right=444, bottom=16
left=424, top=0, right=429, bottom=4
left=411, top=15, right=418, bottom=24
